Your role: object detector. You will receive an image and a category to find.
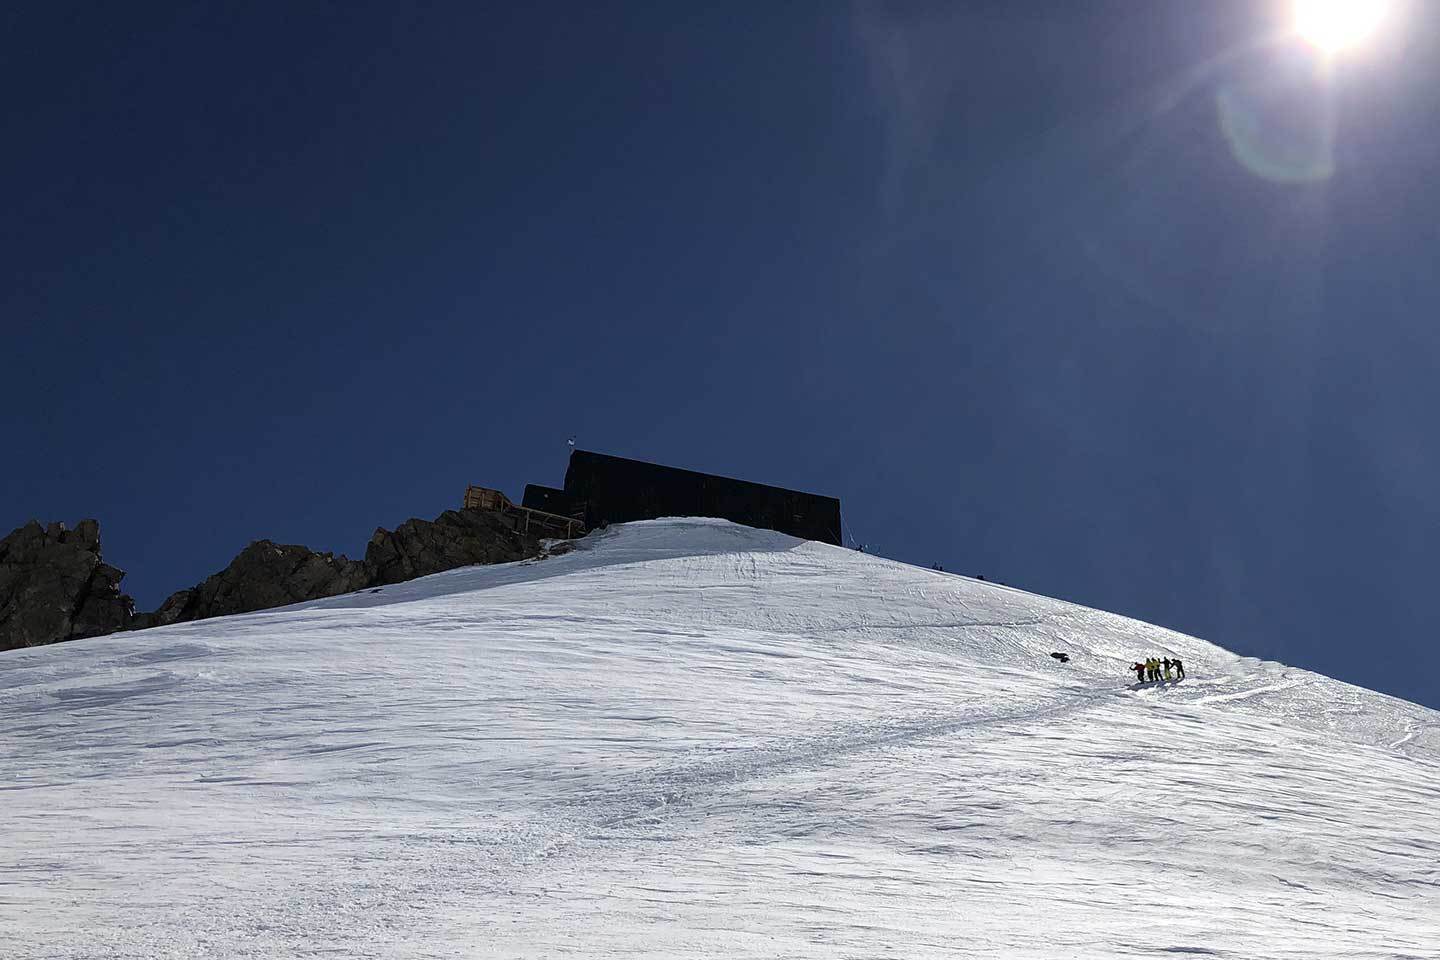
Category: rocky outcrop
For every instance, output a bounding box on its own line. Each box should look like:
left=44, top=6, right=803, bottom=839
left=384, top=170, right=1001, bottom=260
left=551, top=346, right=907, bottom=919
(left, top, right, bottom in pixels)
left=141, top=508, right=542, bottom=627
left=364, top=509, right=541, bottom=585
left=136, top=541, right=371, bottom=629
left=0, top=507, right=553, bottom=645
left=0, top=520, right=134, bottom=651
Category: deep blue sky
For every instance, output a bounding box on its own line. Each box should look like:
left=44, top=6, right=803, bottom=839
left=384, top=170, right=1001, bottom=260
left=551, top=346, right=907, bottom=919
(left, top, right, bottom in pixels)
left=5, top=2, right=1440, bottom=709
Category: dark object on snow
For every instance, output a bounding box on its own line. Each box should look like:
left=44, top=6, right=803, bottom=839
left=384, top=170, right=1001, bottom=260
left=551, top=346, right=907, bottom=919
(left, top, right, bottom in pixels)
left=1050, top=652, right=1070, bottom=663
left=1132, top=662, right=1146, bottom=682
left=1173, top=657, right=1186, bottom=679
left=523, top=449, right=843, bottom=546
left=930, top=563, right=944, bottom=571
left=0, top=520, right=135, bottom=651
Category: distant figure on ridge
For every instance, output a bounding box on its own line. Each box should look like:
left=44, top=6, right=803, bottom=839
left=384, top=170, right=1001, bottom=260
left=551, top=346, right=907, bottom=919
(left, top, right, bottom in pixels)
left=1128, top=656, right=1186, bottom=684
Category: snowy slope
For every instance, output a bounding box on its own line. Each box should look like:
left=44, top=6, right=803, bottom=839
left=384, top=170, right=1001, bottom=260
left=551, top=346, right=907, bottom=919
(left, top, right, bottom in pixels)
left=2, top=518, right=1437, bottom=958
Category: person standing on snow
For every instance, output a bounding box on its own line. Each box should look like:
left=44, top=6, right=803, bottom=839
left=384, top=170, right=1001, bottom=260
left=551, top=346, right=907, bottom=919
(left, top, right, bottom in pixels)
left=1132, top=662, right=1146, bottom=683
left=1163, top=658, right=1174, bottom=681
left=1173, top=658, right=1186, bottom=680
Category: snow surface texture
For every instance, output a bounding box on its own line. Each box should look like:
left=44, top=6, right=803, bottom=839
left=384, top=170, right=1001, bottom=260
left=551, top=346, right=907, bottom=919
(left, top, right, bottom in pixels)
left=3, top=518, right=1438, bottom=958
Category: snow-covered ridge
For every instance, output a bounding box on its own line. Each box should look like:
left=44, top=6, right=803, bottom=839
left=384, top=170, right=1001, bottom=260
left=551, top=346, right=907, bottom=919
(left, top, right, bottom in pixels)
left=3, top=518, right=1437, bottom=957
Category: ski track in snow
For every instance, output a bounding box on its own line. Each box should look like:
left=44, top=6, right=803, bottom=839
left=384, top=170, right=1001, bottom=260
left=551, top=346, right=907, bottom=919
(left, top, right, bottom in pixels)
left=1188, top=677, right=1306, bottom=706
left=2, top=518, right=1438, bottom=958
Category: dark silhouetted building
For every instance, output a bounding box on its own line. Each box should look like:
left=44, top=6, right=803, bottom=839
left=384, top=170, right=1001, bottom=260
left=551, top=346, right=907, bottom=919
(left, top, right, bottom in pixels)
left=522, top=450, right=842, bottom=545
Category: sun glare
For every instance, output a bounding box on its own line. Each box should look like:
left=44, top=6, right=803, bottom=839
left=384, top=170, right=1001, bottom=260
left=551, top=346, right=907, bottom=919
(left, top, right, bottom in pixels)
left=1293, top=0, right=1391, bottom=54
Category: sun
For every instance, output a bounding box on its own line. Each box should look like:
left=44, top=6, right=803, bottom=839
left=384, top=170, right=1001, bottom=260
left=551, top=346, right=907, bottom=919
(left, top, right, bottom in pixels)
left=1293, top=0, right=1392, bottom=53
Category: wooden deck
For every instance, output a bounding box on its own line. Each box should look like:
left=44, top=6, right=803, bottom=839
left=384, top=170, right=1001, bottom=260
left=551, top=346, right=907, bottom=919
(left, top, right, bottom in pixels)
left=463, top=485, right=586, bottom=540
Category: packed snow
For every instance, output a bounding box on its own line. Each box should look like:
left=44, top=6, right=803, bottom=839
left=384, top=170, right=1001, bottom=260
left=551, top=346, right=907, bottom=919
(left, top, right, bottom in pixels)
left=2, top=518, right=1437, bottom=958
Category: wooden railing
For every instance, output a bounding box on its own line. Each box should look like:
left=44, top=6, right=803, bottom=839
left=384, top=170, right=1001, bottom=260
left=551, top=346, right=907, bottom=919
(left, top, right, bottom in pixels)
left=463, top=485, right=586, bottom=540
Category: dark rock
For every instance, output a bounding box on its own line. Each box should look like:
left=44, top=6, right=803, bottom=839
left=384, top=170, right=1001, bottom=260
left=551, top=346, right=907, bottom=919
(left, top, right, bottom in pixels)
left=0, top=519, right=134, bottom=651
left=363, top=508, right=541, bottom=586
left=134, top=508, right=541, bottom=628
left=132, top=588, right=194, bottom=630
left=140, top=541, right=371, bottom=627
left=4, top=506, right=552, bottom=645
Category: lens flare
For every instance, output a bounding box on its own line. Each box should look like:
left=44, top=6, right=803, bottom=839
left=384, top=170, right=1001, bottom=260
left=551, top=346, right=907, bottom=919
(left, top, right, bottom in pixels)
left=1216, top=79, right=1335, bottom=183
left=1293, top=0, right=1391, bottom=53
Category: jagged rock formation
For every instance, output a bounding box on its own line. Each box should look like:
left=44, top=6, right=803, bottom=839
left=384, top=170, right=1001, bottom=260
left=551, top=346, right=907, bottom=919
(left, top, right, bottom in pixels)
left=0, top=520, right=134, bottom=651
left=130, top=509, right=543, bottom=629
left=0, top=507, right=551, bottom=644
left=136, top=542, right=371, bottom=629
left=364, top=509, right=541, bottom=586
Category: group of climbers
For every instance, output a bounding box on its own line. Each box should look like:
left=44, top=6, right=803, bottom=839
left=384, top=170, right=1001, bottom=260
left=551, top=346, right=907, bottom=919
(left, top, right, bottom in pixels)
left=1131, top=657, right=1185, bottom=683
